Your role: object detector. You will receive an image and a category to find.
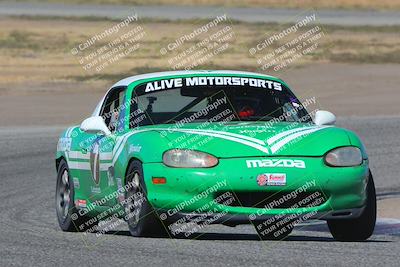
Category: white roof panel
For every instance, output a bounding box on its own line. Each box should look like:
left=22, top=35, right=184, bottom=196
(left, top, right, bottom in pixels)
left=111, top=70, right=279, bottom=87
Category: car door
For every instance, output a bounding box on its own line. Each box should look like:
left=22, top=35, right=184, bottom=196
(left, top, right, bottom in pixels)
left=82, top=86, right=127, bottom=205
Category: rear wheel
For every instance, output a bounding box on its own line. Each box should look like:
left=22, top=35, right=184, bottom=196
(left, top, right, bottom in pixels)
left=55, top=159, right=97, bottom=232
left=327, top=171, right=376, bottom=241
left=125, top=160, right=169, bottom=237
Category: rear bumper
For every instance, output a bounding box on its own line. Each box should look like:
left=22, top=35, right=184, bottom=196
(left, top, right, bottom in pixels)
left=143, top=157, right=369, bottom=224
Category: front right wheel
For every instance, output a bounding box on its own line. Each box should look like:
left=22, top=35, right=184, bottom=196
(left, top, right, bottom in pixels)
left=327, top=171, right=376, bottom=241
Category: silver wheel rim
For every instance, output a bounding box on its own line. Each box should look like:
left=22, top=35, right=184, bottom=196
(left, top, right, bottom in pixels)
left=126, top=172, right=143, bottom=226
left=57, top=169, right=71, bottom=221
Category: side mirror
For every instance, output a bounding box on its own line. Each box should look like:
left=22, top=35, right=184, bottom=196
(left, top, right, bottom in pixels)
left=314, top=110, right=336, bottom=126
left=80, top=116, right=111, bottom=136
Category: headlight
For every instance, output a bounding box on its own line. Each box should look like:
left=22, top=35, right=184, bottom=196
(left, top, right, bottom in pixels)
left=163, top=149, right=218, bottom=168
left=324, top=146, right=362, bottom=167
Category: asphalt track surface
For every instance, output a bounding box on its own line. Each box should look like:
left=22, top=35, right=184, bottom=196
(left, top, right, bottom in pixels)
left=1, top=2, right=400, bottom=26
left=0, top=117, right=399, bottom=266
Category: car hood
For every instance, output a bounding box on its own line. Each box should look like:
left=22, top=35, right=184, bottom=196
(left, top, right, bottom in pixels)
left=141, top=122, right=353, bottom=157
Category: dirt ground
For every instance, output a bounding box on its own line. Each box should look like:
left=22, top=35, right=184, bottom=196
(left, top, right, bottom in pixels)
left=21, top=0, right=400, bottom=10
left=1, top=16, right=399, bottom=88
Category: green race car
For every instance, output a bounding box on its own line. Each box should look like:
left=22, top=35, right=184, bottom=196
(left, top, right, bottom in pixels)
left=55, top=70, right=376, bottom=241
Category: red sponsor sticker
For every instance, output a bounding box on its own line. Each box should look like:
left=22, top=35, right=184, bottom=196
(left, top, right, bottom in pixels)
left=75, top=199, right=87, bottom=208
left=257, top=173, right=286, bottom=186
left=257, top=174, right=268, bottom=186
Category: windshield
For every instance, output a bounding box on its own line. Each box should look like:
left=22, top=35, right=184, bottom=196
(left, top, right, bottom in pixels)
left=130, top=76, right=311, bottom=127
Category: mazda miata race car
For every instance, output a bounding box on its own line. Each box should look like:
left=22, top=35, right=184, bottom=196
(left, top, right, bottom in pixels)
left=55, top=70, right=376, bottom=241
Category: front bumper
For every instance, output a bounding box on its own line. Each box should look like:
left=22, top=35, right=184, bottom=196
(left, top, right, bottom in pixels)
left=158, top=206, right=366, bottom=226
left=143, top=156, right=369, bottom=224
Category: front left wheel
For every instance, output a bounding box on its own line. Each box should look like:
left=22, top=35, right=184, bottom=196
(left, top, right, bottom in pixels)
left=327, top=171, right=376, bottom=241
left=124, top=160, right=169, bottom=237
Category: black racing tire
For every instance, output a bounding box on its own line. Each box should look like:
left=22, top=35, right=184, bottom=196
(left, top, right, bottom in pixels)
left=55, top=159, right=97, bottom=232
left=253, top=218, right=294, bottom=241
left=327, top=171, right=376, bottom=241
left=124, top=160, right=169, bottom=237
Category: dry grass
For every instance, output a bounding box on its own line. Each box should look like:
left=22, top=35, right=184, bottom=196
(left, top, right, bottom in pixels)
left=20, top=0, right=400, bottom=10
left=0, top=16, right=399, bottom=91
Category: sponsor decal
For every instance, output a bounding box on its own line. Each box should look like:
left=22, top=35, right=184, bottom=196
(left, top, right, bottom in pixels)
left=246, top=159, right=306, bottom=169
left=145, top=78, right=182, bottom=92
left=72, top=177, right=80, bottom=189
left=257, top=174, right=268, bottom=186
left=91, top=186, right=101, bottom=194
left=116, top=178, right=123, bottom=189
left=107, top=166, right=115, bottom=186
left=144, top=77, right=282, bottom=93
left=116, top=178, right=125, bottom=202
left=90, top=142, right=100, bottom=184
left=75, top=199, right=87, bottom=208
left=128, top=144, right=142, bottom=153
left=57, top=137, right=71, bottom=152
left=257, top=173, right=286, bottom=186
